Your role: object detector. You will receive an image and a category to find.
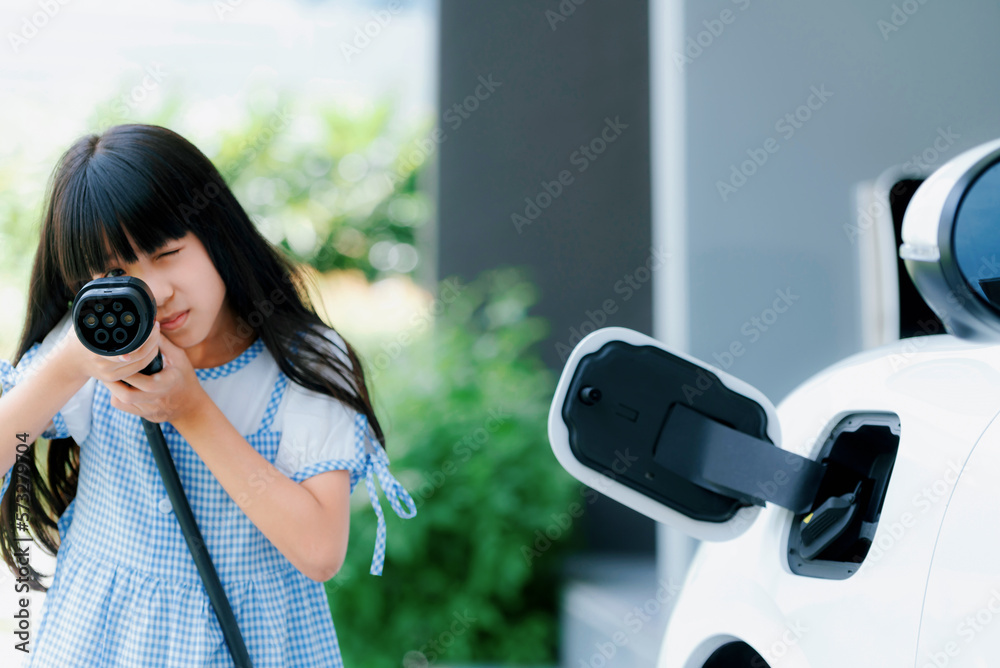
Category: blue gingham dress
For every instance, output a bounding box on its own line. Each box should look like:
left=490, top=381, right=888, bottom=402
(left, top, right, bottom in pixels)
left=0, top=327, right=417, bottom=667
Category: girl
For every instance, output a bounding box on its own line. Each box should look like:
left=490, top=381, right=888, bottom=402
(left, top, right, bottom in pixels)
left=0, top=124, right=417, bottom=666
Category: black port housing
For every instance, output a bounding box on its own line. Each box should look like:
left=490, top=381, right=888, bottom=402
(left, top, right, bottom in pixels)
left=787, top=413, right=900, bottom=580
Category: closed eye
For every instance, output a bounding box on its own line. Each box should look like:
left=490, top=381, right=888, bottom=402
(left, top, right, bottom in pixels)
left=158, top=249, right=180, bottom=259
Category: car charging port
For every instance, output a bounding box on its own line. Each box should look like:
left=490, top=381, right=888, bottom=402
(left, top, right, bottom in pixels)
left=787, top=413, right=900, bottom=580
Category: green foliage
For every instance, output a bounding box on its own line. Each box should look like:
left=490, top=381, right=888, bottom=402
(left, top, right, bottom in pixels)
left=202, top=95, right=433, bottom=280
left=328, top=267, right=583, bottom=667
left=1, top=84, right=431, bottom=290
left=0, top=154, right=48, bottom=289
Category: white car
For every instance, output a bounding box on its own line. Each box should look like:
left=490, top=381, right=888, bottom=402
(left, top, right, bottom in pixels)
left=548, top=137, right=1000, bottom=667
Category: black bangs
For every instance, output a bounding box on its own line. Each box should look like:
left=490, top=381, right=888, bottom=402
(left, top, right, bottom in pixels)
left=51, top=134, right=193, bottom=291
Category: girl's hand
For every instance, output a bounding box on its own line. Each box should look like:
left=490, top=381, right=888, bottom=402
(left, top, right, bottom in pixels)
left=58, top=320, right=165, bottom=385
left=100, top=332, right=207, bottom=425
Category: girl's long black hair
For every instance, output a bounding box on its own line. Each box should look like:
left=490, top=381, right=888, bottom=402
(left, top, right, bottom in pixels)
left=0, top=124, right=383, bottom=590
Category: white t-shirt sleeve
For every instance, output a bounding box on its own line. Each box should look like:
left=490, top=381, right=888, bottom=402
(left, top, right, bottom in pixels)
left=0, top=312, right=96, bottom=444
left=273, top=328, right=372, bottom=483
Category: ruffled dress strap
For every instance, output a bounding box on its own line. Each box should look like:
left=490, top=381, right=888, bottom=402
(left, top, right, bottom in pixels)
left=357, top=416, right=417, bottom=576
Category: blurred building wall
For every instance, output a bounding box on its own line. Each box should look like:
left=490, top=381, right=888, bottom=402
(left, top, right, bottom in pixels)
left=437, top=0, right=655, bottom=555
left=656, top=0, right=1000, bottom=401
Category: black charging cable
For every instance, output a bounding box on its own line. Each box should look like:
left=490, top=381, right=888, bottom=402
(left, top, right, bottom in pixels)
left=73, top=277, right=252, bottom=667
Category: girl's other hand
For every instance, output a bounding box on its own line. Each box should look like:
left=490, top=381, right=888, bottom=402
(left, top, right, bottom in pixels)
left=100, top=331, right=206, bottom=425
left=58, top=320, right=164, bottom=385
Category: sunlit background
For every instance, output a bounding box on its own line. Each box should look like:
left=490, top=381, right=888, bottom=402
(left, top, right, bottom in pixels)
left=0, top=0, right=438, bottom=352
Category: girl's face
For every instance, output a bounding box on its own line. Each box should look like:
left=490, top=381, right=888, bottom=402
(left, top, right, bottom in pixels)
left=94, top=231, right=244, bottom=365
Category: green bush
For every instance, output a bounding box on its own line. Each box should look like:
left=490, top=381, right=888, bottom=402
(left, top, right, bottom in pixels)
left=328, top=267, right=583, bottom=667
